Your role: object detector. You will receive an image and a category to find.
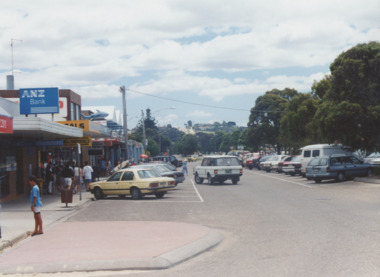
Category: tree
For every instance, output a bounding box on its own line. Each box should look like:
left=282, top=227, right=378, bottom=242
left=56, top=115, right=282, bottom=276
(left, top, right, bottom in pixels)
left=248, top=89, right=297, bottom=153
left=178, top=134, right=199, bottom=155
left=314, top=41, right=380, bottom=150
left=280, top=93, right=321, bottom=153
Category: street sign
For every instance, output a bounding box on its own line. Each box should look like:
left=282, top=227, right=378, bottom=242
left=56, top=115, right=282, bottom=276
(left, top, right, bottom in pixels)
left=19, top=87, right=59, bottom=115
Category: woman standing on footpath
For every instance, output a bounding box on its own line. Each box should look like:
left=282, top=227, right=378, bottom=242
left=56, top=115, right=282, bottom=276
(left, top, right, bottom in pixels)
left=29, top=176, right=43, bottom=236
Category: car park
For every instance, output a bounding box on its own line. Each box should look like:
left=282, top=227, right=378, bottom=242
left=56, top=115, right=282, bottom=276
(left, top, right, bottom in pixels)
left=281, top=156, right=302, bottom=176
left=305, top=154, right=374, bottom=183
left=132, top=163, right=185, bottom=185
left=260, top=155, right=290, bottom=172
left=194, top=155, right=243, bottom=185
left=90, top=167, right=176, bottom=200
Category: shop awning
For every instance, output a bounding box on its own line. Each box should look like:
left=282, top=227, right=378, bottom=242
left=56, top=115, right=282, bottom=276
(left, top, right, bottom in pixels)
left=0, top=106, right=13, bottom=134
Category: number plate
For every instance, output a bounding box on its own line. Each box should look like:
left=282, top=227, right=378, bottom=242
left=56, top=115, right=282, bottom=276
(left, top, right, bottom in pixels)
left=160, top=182, right=166, bottom=186
left=225, top=169, right=232, bottom=174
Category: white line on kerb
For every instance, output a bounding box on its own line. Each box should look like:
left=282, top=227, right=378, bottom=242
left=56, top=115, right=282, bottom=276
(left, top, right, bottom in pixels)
left=190, top=179, right=205, bottom=202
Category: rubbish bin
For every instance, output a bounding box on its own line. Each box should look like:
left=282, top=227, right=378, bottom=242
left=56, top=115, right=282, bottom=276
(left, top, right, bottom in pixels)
left=61, top=189, right=73, bottom=207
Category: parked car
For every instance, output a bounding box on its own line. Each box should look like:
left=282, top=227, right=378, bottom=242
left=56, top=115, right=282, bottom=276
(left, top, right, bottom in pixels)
left=305, top=154, right=374, bottom=183
left=260, top=155, right=290, bottom=172
left=90, top=168, right=176, bottom=200
left=364, top=152, right=380, bottom=165
left=194, top=155, right=243, bottom=185
left=281, top=156, right=302, bottom=176
left=277, top=156, right=294, bottom=173
left=245, top=153, right=261, bottom=170
left=257, top=155, right=272, bottom=170
left=133, top=163, right=185, bottom=185
left=152, top=155, right=182, bottom=167
left=299, top=144, right=352, bottom=176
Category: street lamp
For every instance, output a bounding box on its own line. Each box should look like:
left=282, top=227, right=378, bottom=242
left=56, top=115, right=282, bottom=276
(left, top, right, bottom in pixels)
left=120, top=86, right=128, bottom=160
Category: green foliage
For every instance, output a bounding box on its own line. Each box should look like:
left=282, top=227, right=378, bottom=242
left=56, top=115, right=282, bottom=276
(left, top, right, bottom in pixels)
left=178, top=134, right=199, bottom=155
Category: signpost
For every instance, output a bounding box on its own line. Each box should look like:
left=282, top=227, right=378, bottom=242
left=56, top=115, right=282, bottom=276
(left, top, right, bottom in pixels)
left=19, top=87, right=59, bottom=115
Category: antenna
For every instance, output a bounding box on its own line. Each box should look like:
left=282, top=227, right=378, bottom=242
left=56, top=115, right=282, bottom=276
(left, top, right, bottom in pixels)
left=11, top=38, right=22, bottom=75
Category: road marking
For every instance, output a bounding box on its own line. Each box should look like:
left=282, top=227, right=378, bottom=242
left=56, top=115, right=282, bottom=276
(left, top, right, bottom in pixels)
left=246, top=170, right=313, bottom=188
left=190, top=179, right=204, bottom=202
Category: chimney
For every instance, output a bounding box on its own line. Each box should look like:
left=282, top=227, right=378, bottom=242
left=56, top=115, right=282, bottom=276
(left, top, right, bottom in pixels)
left=6, top=75, right=14, bottom=90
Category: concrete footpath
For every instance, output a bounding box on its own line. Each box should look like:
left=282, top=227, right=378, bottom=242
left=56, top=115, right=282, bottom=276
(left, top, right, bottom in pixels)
left=0, top=188, right=223, bottom=274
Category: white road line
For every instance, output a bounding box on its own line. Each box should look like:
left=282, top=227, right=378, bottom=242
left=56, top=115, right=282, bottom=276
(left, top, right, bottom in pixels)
left=246, top=170, right=313, bottom=188
left=190, top=179, right=205, bottom=202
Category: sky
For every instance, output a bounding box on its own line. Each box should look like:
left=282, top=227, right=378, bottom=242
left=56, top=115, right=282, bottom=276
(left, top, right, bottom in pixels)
left=0, top=0, right=379, bottom=129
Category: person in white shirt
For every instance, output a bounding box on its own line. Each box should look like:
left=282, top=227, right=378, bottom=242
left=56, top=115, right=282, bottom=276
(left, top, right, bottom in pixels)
left=82, top=161, right=93, bottom=192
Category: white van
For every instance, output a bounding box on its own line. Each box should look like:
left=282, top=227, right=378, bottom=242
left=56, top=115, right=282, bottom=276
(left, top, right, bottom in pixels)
left=300, top=144, right=352, bottom=176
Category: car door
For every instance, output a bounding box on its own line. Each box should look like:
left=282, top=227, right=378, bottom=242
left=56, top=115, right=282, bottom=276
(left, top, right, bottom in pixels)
left=103, top=171, right=123, bottom=195
left=349, top=156, right=366, bottom=176
left=342, top=156, right=355, bottom=178
left=120, top=171, right=134, bottom=194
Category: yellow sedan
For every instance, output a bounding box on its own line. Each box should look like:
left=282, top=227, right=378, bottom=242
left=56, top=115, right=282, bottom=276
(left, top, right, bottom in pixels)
left=90, top=168, right=176, bottom=200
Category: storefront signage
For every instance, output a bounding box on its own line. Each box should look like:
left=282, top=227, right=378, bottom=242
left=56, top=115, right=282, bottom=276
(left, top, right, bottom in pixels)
left=63, top=136, right=92, bottom=147
left=0, top=115, right=13, bottom=133
left=19, top=87, right=59, bottom=115
left=57, top=120, right=90, bottom=131
left=11, top=140, right=63, bottom=147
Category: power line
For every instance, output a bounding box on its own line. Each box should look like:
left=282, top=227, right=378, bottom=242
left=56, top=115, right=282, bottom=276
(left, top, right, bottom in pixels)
left=126, top=88, right=285, bottom=113
left=126, top=88, right=251, bottom=112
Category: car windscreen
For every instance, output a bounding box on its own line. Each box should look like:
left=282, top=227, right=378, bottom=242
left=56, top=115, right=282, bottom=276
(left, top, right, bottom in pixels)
left=137, top=169, right=161, bottom=179
left=215, top=158, right=240, bottom=166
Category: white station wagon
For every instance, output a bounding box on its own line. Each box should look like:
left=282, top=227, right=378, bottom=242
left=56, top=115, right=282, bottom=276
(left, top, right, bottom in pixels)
left=194, top=155, right=243, bottom=185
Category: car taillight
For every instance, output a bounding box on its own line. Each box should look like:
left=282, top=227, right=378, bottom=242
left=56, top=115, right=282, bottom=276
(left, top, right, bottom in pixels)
left=240, top=169, right=243, bottom=174
left=169, top=181, right=175, bottom=185
left=214, top=170, right=218, bottom=174
left=326, top=167, right=330, bottom=172
left=149, top=182, right=159, bottom=188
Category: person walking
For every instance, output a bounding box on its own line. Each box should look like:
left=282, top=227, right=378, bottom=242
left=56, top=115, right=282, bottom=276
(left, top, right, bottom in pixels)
left=74, top=163, right=82, bottom=194
left=82, top=161, right=93, bottom=192
left=61, top=162, right=74, bottom=190
left=182, top=158, right=188, bottom=176
left=29, top=175, right=43, bottom=236
left=45, top=162, right=54, bottom=194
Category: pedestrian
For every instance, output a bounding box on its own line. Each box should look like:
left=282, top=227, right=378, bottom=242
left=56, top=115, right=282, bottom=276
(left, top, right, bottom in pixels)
left=29, top=175, right=43, bottom=236
left=83, top=161, right=93, bottom=192
left=182, top=158, right=188, bottom=176
left=61, top=162, right=74, bottom=190
left=45, top=162, right=54, bottom=194
left=74, top=163, right=82, bottom=194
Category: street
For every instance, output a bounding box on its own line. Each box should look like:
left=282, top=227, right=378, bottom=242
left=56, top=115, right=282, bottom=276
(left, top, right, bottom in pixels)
left=60, top=162, right=380, bottom=277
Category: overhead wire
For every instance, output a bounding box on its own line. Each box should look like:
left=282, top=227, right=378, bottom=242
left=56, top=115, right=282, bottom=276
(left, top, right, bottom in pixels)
left=126, top=88, right=284, bottom=113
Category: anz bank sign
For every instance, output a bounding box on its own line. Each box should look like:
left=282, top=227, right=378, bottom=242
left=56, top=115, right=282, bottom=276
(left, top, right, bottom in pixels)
left=19, top=87, right=59, bottom=115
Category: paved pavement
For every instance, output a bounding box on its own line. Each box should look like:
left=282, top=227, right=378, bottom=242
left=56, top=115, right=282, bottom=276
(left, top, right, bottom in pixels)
left=0, top=186, right=222, bottom=274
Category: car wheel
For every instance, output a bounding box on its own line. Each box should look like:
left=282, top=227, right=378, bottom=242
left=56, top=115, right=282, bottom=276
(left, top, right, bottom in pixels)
left=232, top=177, right=239, bottom=184
left=194, top=173, right=204, bottom=184
left=336, top=172, right=345, bottom=182
left=130, top=187, right=142, bottom=200
left=248, top=166, right=253, bottom=170
left=155, top=192, right=166, bottom=199
left=315, top=178, right=321, bottom=183
left=208, top=174, right=214, bottom=185
left=93, top=187, right=103, bottom=200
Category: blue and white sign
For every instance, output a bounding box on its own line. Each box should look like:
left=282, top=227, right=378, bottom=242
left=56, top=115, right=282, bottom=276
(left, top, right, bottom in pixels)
left=19, top=87, right=59, bottom=115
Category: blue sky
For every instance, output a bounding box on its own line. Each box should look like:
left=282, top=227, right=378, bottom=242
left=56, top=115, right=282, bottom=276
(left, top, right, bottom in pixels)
left=1, top=0, right=380, bottom=129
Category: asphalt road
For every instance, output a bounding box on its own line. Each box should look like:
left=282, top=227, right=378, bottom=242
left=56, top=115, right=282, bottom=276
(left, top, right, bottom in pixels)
left=60, top=162, right=380, bottom=277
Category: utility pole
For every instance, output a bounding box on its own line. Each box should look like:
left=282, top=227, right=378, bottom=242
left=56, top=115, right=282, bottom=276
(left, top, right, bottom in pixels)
left=120, top=86, right=129, bottom=160
left=141, top=109, right=147, bottom=154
